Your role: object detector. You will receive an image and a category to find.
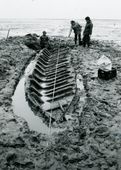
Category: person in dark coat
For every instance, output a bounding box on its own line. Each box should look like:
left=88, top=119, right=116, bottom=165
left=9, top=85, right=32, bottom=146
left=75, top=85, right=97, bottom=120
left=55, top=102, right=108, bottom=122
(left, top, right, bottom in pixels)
left=68, top=20, right=82, bottom=45
left=83, top=16, right=93, bottom=47
left=40, top=31, right=49, bottom=49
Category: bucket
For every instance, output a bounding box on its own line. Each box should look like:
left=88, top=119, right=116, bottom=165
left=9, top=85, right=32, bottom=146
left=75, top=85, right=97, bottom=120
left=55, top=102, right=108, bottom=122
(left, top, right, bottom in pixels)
left=98, top=67, right=117, bottom=80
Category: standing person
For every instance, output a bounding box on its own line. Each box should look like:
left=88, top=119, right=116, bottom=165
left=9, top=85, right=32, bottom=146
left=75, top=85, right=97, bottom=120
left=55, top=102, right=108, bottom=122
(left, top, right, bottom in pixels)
left=68, top=20, right=82, bottom=46
left=40, top=31, right=49, bottom=49
left=83, top=16, right=93, bottom=47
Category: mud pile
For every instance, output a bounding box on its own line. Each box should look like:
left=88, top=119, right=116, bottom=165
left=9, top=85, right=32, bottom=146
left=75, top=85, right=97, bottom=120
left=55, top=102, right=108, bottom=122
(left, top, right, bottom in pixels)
left=0, top=35, right=121, bottom=169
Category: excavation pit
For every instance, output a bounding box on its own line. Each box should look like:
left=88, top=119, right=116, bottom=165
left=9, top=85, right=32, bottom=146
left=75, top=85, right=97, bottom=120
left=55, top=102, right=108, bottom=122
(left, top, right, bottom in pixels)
left=12, top=60, right=65, bottom=134
left=12, top=47, right=76, bottom=133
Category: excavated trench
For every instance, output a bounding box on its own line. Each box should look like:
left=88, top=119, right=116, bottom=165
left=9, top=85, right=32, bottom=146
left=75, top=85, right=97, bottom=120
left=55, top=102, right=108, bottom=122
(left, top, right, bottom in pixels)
left=12, top=59, right=66, bottom=134
left=12, top=47, right=85, bottom=134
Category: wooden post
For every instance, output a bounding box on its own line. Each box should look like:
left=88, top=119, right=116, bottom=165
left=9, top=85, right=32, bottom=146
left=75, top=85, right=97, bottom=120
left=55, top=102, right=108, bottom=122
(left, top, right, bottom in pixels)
left=6, top=29, right=10, bottom=39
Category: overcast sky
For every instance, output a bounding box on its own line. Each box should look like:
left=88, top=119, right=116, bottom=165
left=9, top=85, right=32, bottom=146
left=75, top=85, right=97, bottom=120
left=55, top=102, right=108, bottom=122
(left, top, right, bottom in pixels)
left=0, top=0, right=121, bottom=19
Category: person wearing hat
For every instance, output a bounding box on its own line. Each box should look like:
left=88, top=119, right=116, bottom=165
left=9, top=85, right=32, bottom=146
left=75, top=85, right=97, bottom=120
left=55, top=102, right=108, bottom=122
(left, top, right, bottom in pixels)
left=40, top=31, right=49, bottom=49
left=68, top=20, right=82, bottom=46
left=83, top=16, right=93, bottom=47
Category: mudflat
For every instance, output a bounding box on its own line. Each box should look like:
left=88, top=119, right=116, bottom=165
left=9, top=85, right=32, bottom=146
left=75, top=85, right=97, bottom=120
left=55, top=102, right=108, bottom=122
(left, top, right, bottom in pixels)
left=0, top=35, right=121, bottom=169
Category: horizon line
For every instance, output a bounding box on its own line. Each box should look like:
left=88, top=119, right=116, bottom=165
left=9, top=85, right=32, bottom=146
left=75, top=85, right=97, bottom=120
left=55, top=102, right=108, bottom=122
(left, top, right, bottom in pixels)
left=0, top=17, right=121, bottom=20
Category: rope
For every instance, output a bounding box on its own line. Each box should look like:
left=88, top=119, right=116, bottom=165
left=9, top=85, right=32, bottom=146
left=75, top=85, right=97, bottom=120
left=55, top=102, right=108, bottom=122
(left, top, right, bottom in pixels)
left=48, top=40, right=61, bottom=136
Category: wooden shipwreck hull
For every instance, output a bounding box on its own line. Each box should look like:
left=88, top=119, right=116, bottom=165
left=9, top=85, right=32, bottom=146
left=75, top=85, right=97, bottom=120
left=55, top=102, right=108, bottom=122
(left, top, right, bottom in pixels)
left=25, top=48, right=76, bottom=122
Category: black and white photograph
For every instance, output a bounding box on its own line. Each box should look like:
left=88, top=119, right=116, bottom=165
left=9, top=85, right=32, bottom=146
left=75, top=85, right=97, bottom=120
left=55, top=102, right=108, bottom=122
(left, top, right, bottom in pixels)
left=0, top=0, right=121, bottom=169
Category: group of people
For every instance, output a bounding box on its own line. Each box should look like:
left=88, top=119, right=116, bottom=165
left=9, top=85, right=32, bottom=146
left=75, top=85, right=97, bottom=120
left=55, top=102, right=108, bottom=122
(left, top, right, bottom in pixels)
left=69, top=16, right=93, bottom=47
left=40, top=16, right=93, bottom=49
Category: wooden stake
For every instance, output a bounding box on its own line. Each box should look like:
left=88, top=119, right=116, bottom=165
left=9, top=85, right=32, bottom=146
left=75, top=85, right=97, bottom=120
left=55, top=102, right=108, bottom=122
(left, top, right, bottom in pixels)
left=6, top=29, right=10, bottom=39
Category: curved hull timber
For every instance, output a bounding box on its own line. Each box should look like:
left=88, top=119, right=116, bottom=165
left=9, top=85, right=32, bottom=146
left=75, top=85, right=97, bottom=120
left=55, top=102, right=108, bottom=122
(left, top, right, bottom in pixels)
left=25, top=48, right=76, bottom=118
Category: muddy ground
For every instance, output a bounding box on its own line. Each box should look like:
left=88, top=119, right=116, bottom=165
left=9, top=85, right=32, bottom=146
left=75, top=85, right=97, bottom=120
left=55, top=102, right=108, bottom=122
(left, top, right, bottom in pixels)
left=1, top=35, right=121, bottom=170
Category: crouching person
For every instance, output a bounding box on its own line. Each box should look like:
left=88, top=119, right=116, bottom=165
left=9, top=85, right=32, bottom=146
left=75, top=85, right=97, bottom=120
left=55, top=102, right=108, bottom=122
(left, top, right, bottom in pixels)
left=40, top=31, right=49, bottom=49
left=83, top=16, right=93, bottom=47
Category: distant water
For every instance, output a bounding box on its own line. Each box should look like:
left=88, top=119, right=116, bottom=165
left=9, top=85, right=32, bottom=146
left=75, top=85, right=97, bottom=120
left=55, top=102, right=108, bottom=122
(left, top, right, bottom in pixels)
left=0, top=18, right=121, bottom=44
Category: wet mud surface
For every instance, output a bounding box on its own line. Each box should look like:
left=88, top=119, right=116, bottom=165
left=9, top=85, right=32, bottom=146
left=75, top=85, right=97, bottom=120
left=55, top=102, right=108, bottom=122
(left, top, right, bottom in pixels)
left=0, top=35, right=121, bottom=169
